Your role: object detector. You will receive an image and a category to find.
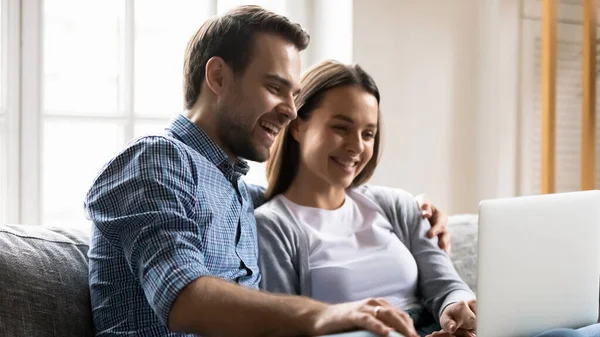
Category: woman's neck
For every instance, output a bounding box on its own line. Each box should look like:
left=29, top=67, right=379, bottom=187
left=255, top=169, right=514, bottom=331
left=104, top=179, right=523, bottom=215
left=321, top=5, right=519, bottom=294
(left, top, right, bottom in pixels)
left=283, top=165, right=346, bottom=210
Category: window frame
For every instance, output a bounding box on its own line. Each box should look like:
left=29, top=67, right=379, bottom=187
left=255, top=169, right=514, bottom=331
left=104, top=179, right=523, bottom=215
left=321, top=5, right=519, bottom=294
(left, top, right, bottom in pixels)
left=5, top=0, right=318, bottom=225
left=518, top=15, right=600, bottom=195
left=4, top=0, right=21, bottom=224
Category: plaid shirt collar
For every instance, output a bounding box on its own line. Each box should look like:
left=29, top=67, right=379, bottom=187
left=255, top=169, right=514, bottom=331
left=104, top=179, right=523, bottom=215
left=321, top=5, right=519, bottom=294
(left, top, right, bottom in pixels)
left=165, top=114, right=250, bottom=177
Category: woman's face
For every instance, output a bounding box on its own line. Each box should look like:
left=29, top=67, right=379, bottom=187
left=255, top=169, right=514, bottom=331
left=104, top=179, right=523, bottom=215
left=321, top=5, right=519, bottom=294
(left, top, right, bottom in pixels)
left=293, top=85, right=379, bottom=189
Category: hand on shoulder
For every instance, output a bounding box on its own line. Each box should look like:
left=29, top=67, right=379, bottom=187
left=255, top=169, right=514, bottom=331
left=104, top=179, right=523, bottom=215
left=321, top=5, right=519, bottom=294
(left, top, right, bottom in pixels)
left=415, top=193, right=451, bottom=253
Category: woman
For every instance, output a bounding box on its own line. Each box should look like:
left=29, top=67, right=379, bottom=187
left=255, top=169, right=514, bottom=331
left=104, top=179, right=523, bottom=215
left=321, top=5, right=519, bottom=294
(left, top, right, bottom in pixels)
left=255, top=60, right=600, bottom=337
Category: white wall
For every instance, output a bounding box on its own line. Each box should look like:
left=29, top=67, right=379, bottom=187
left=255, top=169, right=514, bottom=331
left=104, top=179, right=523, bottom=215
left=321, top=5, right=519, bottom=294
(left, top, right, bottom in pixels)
left=236, top=0, right=521, bottom=214
left=309, top=0, right=353, bottom=64
left=352, top=0, right=522, bottom=214
left=475, top=0, right=521, bottom=203
left=353, top=0, right=479, bottom=213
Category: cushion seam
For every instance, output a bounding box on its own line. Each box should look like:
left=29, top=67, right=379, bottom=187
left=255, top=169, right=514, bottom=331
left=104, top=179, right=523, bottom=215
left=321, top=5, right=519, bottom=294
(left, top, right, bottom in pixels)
left=0, top=230, right=89, bottom=247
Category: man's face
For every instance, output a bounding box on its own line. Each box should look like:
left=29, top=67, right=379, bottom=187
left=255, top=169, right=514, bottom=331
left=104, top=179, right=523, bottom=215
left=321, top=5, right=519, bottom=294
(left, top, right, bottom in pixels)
left=217, top=33, right=302, bottom=162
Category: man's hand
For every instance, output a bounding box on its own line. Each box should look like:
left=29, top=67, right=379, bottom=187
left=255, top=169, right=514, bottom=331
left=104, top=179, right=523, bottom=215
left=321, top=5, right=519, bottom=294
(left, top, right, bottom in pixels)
left=170, top=277, right=419, bottom=337
left=416, top=194, right=451, bottom=253
left=425, top=300, right=477, bottom=337
left=310, top=298, right=419, bottom=337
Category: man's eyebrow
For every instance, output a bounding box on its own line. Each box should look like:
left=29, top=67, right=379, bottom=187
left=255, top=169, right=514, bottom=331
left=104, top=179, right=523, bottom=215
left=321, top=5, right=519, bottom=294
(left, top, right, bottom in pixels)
left=332, top=114, right=378, bottom=128
left=266, top=74, right=301, bottom=96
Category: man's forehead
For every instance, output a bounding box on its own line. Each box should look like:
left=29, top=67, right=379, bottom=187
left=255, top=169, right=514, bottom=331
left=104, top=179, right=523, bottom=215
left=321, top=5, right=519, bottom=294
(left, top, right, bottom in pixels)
left=248, top=34, right=302, bottom=87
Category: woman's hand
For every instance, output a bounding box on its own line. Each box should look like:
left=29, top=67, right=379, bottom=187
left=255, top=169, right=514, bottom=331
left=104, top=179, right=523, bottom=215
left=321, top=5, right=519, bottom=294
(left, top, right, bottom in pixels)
left=426, top=300, right=477, bottom=337
left=415, top=194, right=451, bottom=253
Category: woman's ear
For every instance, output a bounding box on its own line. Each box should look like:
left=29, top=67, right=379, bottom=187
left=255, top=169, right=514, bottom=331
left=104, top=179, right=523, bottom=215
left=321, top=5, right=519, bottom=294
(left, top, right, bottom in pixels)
left=289, top=119, right=305, bottom=143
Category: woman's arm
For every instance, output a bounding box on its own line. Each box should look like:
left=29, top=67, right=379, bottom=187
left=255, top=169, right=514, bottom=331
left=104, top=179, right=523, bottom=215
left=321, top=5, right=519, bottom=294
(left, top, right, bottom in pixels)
left=370, top=187, right=474, bottom=322
left=403, top=196, right=475, bottom=321
left=255, top=208, right=304, bottom=296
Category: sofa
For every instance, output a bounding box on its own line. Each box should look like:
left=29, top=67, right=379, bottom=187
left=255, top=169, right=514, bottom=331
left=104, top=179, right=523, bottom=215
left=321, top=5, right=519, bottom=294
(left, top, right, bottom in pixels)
left=0, top=215, right=480, bottom=336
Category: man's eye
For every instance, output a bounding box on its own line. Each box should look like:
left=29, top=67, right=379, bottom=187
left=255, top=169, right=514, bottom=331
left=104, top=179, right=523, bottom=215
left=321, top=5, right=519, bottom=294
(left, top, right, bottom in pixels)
left=268, top=85, right=280, bottom=94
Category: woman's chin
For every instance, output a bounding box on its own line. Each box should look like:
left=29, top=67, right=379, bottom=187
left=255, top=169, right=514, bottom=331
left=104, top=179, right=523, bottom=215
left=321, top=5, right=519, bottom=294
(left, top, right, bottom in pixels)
left=326, top=176, right=355, bottom=190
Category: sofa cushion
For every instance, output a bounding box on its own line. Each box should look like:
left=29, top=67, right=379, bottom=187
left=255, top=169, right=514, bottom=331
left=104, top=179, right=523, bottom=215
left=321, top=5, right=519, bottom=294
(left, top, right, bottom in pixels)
left=0, top=224, right=93, bottom=337
left=447, top=214, right=479, bottom=293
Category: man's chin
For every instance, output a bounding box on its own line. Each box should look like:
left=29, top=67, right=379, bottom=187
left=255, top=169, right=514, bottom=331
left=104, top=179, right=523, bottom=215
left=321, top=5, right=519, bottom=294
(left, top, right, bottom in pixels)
left=239, top=146, right=269, bottom=163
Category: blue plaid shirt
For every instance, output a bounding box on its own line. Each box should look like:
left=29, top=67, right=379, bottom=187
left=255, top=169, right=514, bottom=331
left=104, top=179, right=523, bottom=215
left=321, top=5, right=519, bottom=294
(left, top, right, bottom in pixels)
left=85, top=114, right=261, bottom=336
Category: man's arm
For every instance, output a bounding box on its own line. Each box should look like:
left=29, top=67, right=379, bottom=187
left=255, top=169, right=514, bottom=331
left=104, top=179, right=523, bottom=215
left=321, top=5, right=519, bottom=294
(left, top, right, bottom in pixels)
left=247, top=183, right=267, bottom=209
left=169, top=277, right=419, bottom=337
left=85, top=137, right=213, bottom=325
left=169, top=276, right=325, bottom=336
left=87, top=138, right=321, bottom=337
left=171, top=277, right=423, bottom=337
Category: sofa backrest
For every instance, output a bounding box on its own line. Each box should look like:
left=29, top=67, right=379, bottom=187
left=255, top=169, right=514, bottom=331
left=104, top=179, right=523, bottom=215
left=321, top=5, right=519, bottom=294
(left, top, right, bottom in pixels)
left=0, top=224, right=93, bottom=337
left=447, top=214, right=479, bottom=292
left=0, top=218, right=479, bottom=337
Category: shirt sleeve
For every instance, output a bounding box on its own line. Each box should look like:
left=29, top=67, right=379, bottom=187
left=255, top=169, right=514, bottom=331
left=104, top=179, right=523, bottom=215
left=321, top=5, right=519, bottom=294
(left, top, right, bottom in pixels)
left=246, top=184, right=267, bottom=209
left=84, top=136, right=210, bottom=326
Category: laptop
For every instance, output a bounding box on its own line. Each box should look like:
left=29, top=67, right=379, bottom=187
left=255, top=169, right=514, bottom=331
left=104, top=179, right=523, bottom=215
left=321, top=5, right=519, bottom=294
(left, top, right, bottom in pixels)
left=476, top=190, right=600, bottom=337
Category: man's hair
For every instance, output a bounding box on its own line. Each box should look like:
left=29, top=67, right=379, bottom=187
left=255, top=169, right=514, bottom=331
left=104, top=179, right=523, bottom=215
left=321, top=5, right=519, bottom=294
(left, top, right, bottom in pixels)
left=183, top=5, right=310, bottom=109
left=265, top=60, right=382, bottom=200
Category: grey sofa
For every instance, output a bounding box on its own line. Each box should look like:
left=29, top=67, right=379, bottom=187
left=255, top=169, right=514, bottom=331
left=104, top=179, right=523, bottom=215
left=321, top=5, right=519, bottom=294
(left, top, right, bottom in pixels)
left=0, top=216, right=480, bottom=336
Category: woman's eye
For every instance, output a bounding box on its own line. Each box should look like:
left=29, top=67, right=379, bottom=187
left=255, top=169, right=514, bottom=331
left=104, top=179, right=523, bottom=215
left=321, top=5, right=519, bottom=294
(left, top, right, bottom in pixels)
left=363, top=131, right=375, bottom=139
left=268, top=85, right=280, bottom=94
left=332, top=125, right=347, bottom=132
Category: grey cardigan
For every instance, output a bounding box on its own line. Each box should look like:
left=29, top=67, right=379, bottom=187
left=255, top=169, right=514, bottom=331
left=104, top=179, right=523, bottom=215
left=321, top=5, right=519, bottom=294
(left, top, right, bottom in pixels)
left=254, top=185, right=474, bottom=321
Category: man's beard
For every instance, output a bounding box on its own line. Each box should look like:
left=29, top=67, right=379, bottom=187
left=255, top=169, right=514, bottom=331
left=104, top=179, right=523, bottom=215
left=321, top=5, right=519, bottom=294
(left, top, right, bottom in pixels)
left=216, top=103, right=269, bottom=163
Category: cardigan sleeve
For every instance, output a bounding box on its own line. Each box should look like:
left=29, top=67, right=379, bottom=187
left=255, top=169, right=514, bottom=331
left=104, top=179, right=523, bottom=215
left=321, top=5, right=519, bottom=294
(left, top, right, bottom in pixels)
left=363, top=185, right=475, bottom=322
left=255, top=206, right=303, bottom=296
left=397, top=190, right=475, bottom=321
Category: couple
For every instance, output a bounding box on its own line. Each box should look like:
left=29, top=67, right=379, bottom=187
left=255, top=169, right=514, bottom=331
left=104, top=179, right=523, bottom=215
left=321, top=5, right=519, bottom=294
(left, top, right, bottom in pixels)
left=84, top=5, right=600, bottom=337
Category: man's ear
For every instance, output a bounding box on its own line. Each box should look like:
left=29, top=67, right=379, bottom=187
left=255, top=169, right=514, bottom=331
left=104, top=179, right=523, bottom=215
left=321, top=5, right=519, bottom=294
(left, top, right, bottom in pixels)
left=205, top=56, right=231, bottom=96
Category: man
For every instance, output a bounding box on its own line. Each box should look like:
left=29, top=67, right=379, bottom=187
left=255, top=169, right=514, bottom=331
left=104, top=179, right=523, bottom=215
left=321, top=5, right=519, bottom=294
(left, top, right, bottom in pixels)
left=84, top=5, right=451, bottom=337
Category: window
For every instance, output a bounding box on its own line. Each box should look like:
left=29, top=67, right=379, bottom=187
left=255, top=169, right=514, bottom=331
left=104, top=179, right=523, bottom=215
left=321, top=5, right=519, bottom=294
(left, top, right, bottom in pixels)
left=36, top=0, right=212, bottom=227
left=519, top=2, right=600, bottom=195
left=0, top=0, right=16, bottom=226
left=0, top=0, right=5, bottom=224
left=3, top=0, right=352, bottom=226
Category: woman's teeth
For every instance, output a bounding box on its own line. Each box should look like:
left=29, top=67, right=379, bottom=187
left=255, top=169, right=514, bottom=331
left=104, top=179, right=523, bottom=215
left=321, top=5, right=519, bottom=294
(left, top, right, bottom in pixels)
left=332, top=157, right=357, bottom=167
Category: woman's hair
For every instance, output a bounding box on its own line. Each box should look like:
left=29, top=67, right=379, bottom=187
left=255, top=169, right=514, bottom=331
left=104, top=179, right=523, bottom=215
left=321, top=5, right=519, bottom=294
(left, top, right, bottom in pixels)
left=264, top=60, right=382, bottom=200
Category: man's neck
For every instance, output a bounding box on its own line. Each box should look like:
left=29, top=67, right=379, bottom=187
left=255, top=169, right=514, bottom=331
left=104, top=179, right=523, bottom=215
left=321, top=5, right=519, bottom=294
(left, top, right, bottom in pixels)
left=183, top=108, right=237, bottom=163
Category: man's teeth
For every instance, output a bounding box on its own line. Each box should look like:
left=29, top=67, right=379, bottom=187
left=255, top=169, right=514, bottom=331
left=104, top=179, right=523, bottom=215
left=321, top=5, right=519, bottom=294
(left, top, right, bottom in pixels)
left=334, top=157, right=357, bottom=167
left=260, top=121, right=279, bottom=134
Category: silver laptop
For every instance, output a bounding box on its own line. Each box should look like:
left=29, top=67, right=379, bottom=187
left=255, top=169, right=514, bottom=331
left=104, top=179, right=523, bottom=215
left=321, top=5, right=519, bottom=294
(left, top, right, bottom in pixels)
left=476, top=190, right=600, bottom=337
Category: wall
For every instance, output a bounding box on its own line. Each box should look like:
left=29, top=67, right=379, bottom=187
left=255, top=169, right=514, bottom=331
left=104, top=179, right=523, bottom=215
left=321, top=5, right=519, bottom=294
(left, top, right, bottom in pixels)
left=351, top=0, right=523, bottom=214
left=309, top=0, right=353, bottom=64
left=352, top=0, right=480, bottom=213
left=475, top=0, right=521, bottom=204
left=241, top=0, right=522, bottom=214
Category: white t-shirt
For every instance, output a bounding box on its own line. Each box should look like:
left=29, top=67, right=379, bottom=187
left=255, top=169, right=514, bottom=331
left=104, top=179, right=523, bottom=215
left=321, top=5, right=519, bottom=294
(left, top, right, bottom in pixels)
left=278, top=189, right=421, bottom=310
